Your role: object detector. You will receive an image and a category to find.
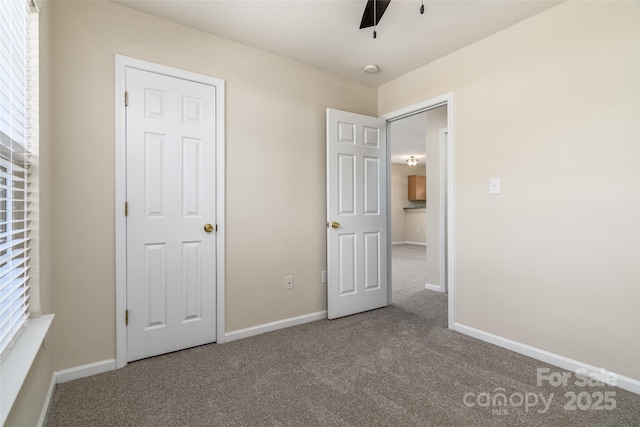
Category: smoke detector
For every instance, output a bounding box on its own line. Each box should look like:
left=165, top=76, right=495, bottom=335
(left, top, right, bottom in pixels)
left=363, top=64, right=379, bottom=74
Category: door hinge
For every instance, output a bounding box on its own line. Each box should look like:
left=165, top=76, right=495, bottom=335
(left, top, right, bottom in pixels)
left=125, top=309, right=129, bottom=326
left=125, top=201, right=129, bottom=217
left=124, top=91, right=129, bottom=107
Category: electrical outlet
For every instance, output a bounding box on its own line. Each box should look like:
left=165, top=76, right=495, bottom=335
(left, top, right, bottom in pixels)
left=285, top=275, right=293, bottom=290
left=322, top=270, right=327, bottom=283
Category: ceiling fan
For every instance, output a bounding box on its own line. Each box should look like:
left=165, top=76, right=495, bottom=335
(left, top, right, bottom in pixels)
left=359, top=0, right=391, bottom=34
left=360, top=0, right=424, bottom=38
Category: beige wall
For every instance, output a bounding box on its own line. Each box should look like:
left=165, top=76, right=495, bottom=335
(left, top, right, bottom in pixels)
left=405, top=210, right=426, bottom=244
left=425, top=106, right=447, bottom=287
left=380, top=1, right=640, bottom=379
left=50, top=1, right=376, bottom=370
left=7, top=0, right=56, bottom=424
left=390, top=164, right=406, bottom=243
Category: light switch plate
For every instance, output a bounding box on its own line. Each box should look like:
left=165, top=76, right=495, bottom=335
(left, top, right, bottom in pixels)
left=489, top=178, right=501, bottom=195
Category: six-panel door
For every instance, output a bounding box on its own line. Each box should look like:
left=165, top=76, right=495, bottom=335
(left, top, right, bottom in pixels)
left=126, top=68, right=217, bottom=361
left=327, top=109, right=388, bottom=319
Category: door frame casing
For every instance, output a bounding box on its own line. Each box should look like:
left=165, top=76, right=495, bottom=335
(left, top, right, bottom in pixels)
left=381, top=92, right=455, bottom=329
left=438, top=127, right=448, bottom=293
left=114, top=55, right=226, bottom=369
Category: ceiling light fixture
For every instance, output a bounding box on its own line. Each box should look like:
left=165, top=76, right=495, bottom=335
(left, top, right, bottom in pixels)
left=363, top=64, right=379, bottom=73
left=406, top=156, right=419, bottom=167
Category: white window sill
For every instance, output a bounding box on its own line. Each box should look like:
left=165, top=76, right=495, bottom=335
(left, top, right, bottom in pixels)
left=0, top=314, right=54, bottom=426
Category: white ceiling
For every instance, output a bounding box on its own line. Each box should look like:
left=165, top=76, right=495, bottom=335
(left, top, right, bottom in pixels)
left=114, top=0, right=561, bottom=86
left=389, top=111, right=427, bottom=165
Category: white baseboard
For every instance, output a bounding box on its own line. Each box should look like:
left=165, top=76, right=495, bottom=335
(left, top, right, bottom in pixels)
left=53, top=311, right=328, bottom=383
left=37, top=373, right=56, bottom=427
left=424, top=283, right=443, bottom=292
left=225, top=311, right=327, bottom=343
left=391, top=241, right=405, bottom=245
left=55, top=359, right=116, bottom=384
left=454, top=323, right=640, bottom=395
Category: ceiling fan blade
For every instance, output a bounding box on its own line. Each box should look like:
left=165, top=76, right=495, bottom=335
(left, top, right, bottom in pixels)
left=359, top=0, right=391, bottom=29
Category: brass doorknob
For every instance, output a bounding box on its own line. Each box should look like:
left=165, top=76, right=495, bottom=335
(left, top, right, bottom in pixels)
left=331, top=221, right=340, bottom=229
left=204, top=223, right=214, bottom=233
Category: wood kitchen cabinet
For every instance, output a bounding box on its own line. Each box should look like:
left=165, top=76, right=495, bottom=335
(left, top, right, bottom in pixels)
left=408, top=175, right=426, bottom=201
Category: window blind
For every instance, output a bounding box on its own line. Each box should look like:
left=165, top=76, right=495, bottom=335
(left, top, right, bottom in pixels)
left=0, top=0, right=35, bottom=359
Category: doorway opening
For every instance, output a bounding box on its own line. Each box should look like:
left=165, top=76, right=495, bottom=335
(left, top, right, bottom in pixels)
left=382, top=93, right=455, bottom=329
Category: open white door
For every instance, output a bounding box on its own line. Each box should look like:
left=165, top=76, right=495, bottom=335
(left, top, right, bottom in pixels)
left=326, top=109, right=388, bottom=319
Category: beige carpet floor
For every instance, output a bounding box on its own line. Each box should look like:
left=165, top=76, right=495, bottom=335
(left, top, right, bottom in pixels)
left=45, top=245, right=640, bottom=426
